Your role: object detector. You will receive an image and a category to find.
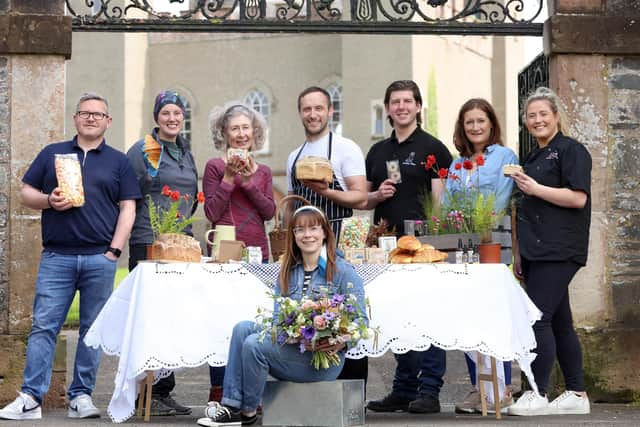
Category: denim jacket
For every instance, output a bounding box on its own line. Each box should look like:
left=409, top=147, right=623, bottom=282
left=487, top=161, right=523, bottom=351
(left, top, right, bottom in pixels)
left=272, top=256, right=369, bottom=348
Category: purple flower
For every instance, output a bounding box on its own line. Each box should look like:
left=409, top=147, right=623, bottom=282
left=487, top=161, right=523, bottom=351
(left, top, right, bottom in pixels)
left=277, top=331, right=288, bottom=345
left=323, top=311, right=335, bottom=321
left=331, top=294, right=345, bottom=307
left=301, top=326, right=315, bottom=340
left=345, top=304, right=355, bottom=313
left=284, top=315, right=295, bottom=326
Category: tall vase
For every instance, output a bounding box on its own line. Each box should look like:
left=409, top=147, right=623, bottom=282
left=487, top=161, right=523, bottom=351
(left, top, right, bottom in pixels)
left=479, top=242, right=501, bottom=263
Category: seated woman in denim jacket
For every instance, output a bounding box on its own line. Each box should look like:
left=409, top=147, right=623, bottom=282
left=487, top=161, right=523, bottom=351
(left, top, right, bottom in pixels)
left=197, top=205, right=367, bottom=427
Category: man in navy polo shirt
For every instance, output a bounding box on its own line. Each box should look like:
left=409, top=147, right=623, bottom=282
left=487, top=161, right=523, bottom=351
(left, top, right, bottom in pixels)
left=0, top=93, right=140, bottom=421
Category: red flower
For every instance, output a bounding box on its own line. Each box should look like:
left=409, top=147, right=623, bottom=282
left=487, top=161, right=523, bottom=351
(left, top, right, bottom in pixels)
left=438, top=168, right=448, bottom=179
left=449, top=172, right=459, bottom=181
left=161, top=185, right=171, bottom=196
left=454, top=162, right=462, bottom=170
left=476, top=155, right=485, bottom=166
left=462, top=160, right=474, bottom=170
left=426, top=154, right=436, bottom=169
left=170, top=190, right=180, bottom=201
left=197, top=191, right=205, bottom=204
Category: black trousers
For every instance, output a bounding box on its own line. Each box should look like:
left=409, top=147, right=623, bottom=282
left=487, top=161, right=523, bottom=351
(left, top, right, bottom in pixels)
left=337, top=357, right=368, bottom=390
left=130, top=244, right=175, bottom=398
left=521, top=257, right=585, bottom=395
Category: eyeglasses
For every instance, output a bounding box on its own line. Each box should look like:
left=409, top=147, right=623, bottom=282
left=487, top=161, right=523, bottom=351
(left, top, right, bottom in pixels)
left=76, top=111, right=109, bottom=120
left=293, top=225, right=323, bottom=236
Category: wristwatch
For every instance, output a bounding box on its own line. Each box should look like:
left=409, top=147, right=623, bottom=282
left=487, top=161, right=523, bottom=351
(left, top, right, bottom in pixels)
left=105, top=247, right=122, bottom=258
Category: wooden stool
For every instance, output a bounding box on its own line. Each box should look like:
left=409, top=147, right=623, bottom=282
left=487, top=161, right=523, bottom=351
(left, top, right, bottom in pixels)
left=136, top=371, right=154, bottom=422
left=476, top=353, right=502, bottom=420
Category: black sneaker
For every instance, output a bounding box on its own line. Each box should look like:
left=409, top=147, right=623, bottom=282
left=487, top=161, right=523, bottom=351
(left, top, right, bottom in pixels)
left=241, top=412, right=258, bottom=425
left=143, top=398, right=176, bottom=416
left=408, top=394, right=441, bottom=414
left=157, top=395, right=191, bottom=415
left=366, top=392, right=411, bottom=412
left=198, top=404, right=241, bottom=426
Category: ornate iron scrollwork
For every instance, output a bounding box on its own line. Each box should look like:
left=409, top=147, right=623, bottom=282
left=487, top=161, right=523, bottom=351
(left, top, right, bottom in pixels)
left=66, top=0, right=544, bottom=34
left=518, top=52, right=549, bottom=159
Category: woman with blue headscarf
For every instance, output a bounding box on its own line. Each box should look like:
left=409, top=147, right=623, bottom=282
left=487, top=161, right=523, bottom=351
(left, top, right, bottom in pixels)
left=126, top=90, right=198, bottom=416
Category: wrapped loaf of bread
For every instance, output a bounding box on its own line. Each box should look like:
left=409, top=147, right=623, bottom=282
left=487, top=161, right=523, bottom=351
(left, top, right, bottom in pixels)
left=295, top=156, right=333, bottom=182
left=55, top=154, right=85, bottom=207
left=503, top=164, right=523, bottom=176
left=151, top=233, right=202, bottom=262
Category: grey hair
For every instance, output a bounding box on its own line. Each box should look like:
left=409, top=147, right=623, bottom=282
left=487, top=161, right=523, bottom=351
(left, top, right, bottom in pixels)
left=522, top=87, right=569, bottom=135
left=76, top=92, right=109, bottom=115
left=208, top=103, right=268, bottom=151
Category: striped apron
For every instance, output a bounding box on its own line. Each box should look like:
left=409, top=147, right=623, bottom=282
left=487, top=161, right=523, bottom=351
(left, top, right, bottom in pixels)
left=290, top=132, right=353, bottom=243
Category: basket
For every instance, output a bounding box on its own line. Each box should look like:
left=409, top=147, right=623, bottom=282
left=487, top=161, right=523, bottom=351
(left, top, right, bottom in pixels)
left=269, top=194, right=310, bottom=261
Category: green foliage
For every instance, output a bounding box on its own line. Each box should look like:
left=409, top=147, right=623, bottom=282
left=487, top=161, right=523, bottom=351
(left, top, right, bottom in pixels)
left=147, top=194, right=197, bottom=239
left=471, top=193, right=498, bottom=243
left=425, top=67, right=439, bottom=137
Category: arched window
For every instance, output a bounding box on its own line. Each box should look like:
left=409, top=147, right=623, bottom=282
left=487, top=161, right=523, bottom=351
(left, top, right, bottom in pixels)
left=243, top=90, right=270, bottom=122
left=180, top=100, right=192, bottom=141
left=327, top=84, right=342, bottom=134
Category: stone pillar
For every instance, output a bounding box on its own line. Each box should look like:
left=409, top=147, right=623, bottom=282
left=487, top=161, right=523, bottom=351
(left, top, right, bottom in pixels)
left=0, top=0, right=70, bottom=407
left=544, top=0, right=640, bottom=400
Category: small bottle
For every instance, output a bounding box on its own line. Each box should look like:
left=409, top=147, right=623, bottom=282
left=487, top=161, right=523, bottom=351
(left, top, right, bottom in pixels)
left=455, top=238, right=464, bottom=264
left=472, top=244, right=480, bottom=263
left=467, top=242, right=474, bottom=263
left=462, top=245, right=468, bottom=263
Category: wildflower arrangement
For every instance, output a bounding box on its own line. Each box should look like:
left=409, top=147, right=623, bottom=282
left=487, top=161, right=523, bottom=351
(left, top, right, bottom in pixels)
left=423, top=154, right=501, bottom=243
left=148, top=185, right=205, bottom=239
left=256, top=289, right=375, bottom=370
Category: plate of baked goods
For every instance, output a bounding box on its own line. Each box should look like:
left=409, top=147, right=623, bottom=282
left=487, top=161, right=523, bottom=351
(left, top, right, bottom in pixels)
left=389, top=235, right=448, bottom=264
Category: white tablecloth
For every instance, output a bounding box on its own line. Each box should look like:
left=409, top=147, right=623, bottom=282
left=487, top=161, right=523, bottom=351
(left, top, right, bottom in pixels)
left=85, top=262, right=540, bottom=423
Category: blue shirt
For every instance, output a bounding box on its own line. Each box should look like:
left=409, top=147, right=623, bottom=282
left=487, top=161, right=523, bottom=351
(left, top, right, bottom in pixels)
left=444, top=144, right=518, bottom=213
left=22, top=137, right=141, bottom=254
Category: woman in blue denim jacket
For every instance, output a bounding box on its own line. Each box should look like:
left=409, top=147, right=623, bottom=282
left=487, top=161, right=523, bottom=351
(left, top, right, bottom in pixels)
left=198, top=205, right=367, bottom=427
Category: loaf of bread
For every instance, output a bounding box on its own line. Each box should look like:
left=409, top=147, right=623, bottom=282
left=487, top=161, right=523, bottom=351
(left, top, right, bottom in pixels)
left=151, top=233, right=202, bottom=262
left=412, top=246, right=448, bottom=263
left=389, top=241, right=447, bottom=263
left=397, top=235, right=422, bottom=251
left=295, top=156, right=333, bottom=182
left=55, top=154, right=85, bottom=207
left=503, top=164, right=523, bottom=176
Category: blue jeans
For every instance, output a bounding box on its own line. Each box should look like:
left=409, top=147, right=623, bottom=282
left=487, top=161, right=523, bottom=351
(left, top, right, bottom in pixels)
left=391, top=347, right=446, bottom=400
left=21, top=251, right=117, bottom=402
left=222, top=321, right=344, bottom=413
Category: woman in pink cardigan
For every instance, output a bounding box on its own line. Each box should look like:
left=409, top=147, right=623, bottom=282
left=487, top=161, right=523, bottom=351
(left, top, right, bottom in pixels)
left=203, top=103, right=275, bottom=263
left=203, top=104, right=275, bottom=404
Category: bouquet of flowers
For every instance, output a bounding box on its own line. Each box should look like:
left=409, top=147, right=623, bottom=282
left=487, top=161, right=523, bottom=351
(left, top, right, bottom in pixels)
left=256, top=290, right=374, bottom=370
left=148, top=185, right=205, bottom=239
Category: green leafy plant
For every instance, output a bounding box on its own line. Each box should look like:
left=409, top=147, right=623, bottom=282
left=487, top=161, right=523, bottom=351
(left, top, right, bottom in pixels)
left=148, top=185, right=204, bottom=239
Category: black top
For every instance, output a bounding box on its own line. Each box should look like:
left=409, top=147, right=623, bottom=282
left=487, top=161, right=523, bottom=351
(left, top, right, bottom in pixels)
left=516, top=132, right=592, bottom=265
left=365, top=127, right=452, bottom=235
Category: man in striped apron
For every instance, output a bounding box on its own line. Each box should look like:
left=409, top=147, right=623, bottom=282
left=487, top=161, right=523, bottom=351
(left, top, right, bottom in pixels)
left=286, top=86, right=367, bottom=242
left=286, top=86, right=369, bottom=385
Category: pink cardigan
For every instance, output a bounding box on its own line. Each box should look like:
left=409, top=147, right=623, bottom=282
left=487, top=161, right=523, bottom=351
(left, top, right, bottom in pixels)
left=203, top=158, right=275, bottom=260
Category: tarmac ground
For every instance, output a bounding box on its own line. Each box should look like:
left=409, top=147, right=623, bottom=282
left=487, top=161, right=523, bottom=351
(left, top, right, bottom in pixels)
left=1, top=330, right=639, bottom=426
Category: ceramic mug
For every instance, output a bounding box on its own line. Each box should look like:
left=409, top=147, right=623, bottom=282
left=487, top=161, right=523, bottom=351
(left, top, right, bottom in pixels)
left=205, top=225, right=236, bottom=259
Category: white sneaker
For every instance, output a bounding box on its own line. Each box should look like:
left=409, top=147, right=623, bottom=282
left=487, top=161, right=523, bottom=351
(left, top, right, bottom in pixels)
left=507, top=390, right=549, bottom=416
left=548, top=390, right=590, bottom=415
left=0, top=392, right=42, bottom=420
left=67, top=394, right=100, bottom=419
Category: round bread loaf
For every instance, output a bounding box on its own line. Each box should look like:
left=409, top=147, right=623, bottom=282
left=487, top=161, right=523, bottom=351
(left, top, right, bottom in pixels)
left=397, top=235, right=421, bottom=251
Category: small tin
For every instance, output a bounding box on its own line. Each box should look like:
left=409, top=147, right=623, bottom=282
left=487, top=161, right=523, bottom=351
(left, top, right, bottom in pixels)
left=246, top=246, right=263, bottom=263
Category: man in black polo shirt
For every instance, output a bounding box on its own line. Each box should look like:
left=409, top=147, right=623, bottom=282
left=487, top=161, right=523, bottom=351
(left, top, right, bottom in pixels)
left=0, top=93, right=140, bottom=421
left=363, top=80, right=452, bottom=414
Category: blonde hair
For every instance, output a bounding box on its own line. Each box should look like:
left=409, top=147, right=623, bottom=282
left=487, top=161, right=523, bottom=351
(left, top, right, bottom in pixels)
left=208, top=103, right=267, bottom=151
left=522, top=87, right=569, bottom=136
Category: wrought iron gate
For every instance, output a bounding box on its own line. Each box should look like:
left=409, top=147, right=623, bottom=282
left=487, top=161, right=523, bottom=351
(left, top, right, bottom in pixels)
left=517, top=52, right=548, bottom=159
left=67, top=0, right=545, bottom=35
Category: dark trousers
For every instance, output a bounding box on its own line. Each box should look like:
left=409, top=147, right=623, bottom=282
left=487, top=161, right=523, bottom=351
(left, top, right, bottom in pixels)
left=337, top=357, right=368, bottom=385
left=521, top=258, right=585, bottom=395
left=392, top=347, right=446, bottom=400
left=130, top=244, right=175, bottom=398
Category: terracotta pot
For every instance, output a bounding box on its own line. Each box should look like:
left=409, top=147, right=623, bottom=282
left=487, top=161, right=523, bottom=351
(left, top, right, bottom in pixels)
left=479, top=242, right=501, bottom=263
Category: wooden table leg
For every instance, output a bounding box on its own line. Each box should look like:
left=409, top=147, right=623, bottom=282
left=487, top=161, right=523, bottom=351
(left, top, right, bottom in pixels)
left=143, top=371, right=153, bottom=422
left=477, top=353, right=502, bottom=419
left=477, top=353, right=488, bottom=417
left=137, top=376, right=145, bottom=417
left=490, top=357, right=501, bottom=420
